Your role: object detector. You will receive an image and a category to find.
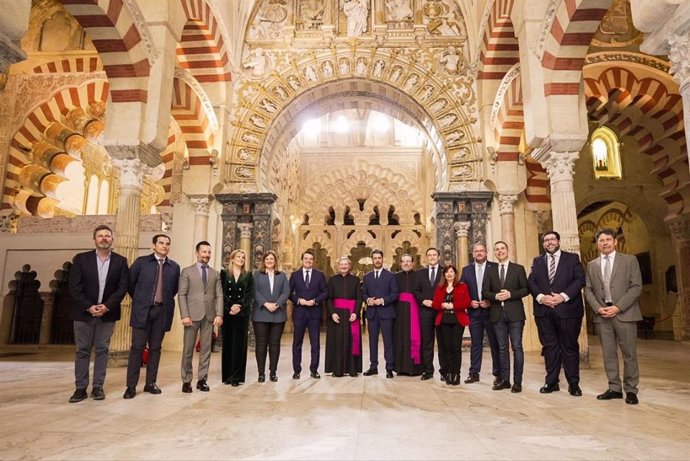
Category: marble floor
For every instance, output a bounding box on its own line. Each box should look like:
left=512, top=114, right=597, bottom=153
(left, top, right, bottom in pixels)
left=0, top=336, right=689, bottom=460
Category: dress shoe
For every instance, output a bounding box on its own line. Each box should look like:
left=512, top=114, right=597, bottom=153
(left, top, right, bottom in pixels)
left=511, top=383, right=522, bottom=393
left=231, top=381, right=240, bottom=387
left=625, top=392, right=639, bottom=405
left=493, top=376, right=502, bottom=386
left=540, top=383, right=560, bottom=394
left=310, top=371, right=321, bottom=379
left=386, top=370, right=394, bottom=379
left=440, top=374, right=446, bottom=382
left=258, top=374, right=265, bottom=383
left=349, top=372, right=358, bottom=377
left=464, top=374, right=479, bottom=384
left=332, top=373, right=344, bottom=377
left=363, top=368, right=378, bottom=376
left=144, top=383, right=162, bottom=394
left=269, top=373, right=278, bottom=382
left=568, top=384, right=583, bottom=397
left=421, top=372, right=433, bottom=381
left=69, top=388, right=87, bottom=403
left=292, top=371, right=300, bottom=380
left=91, top=387, right=105, bottom=400
left=492, top=380, right=511, bottom=391
left=597, top=389, right=623, bottom=400
left=182, top=383, right=192, bottom=393
left=123, top=387, right=136, bottom=399
left=196, top=379, right=210, bottom=392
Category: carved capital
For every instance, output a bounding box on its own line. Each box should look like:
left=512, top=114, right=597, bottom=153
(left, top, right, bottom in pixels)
left=498, top=194, right=518, bottom=215
left=533, top=210, right=552, bottom=234
left=669, top=33, right=690, bottom=89
left=454, top=221, right=471, bottom=238
left=668, top=218, right=690, bottom=239
left=238, top=223, right=253, bottom=239
left=112, top=158, right=147, bottom=190
left=106, top=143, right=163, bottom=168
left=189, top=195, right=213, bottom=217
left=539, top=151, right=579, bottom=182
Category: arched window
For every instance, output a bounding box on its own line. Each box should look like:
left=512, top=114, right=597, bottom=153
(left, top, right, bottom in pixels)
left=590, top=126, right=622, bottom=180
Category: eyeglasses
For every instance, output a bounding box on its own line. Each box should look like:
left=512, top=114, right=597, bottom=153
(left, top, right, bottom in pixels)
left=543, top=237, right=558, bottom=242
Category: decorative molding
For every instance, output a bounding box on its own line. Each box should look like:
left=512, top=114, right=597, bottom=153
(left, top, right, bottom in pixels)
left=189, top=195, right=213, bottom=216
left=454, top=221, right=471, bottom=238
left=532, top=0, right=561, bottom=60
left=122, top=0, right=160, bottom=66
left=584, top=51, right=670, bottom=73
left=669, top=33, right=690, bottom=88
left=473, top=0, right=495, bottom=70
left=0, top=34, right=26, bottom=72
left=105, top=142, right=163, bottom=168
left=489, top=63, right=520, bottom=132
left=539, top=151, right=579, bottom=182
left=112, top=158, right=147, bottom=190
left=174, top=67, right=220, bottom=133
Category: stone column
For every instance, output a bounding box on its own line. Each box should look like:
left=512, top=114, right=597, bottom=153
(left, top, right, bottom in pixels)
left=454, top=221, right=471, bottom=269
left=38, top=292, right=54, bottom=348
left=498, top=194, right=518, bottom=260
left=669, top=34, right=690, bottom=163
left=189, top=195, right=213, bottom=244
left=237, top=223, right=254, bottom=270
left=668, top=218, right=690, bottom=340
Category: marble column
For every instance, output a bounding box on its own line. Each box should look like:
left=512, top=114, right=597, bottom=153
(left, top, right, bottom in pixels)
left=498, top=194, right=518, bottom=260
left=38, top=292, right=54, bottom=348
left=189, top=195, right=213, bottom=244
left=668, top=218, right=690, bottom=340
left=669, top=33, right=690, bottom=166
left=237, top=223, right=254, bottom=270
left=454, top=221, right=471, bottom=269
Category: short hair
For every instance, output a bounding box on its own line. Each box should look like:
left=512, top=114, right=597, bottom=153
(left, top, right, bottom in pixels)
left=426, top=247, right=439, bottom=256
left=542, top=231, right=560, bottom=241
left=92, top=224, right=112, bottom=239
left=439, top=264, right=459, bottom=288
left=471, top=243, right=486, bottom=252
left=400, top=253, right=413, bottom=263
left=152, top=234, right=170, bottom=244
left=595, top=228, right=617, bottom=241
left=301, top=250, right=315, bottom=260
left=371, top=248, right=384, bottom=258
left=227, top=249, right=246, bottom=272
left=494, top=240, right=508, bottom=250
left=195, top=240, right=211, bottom=252
left=337, top=256, right=351, bottom=266
left=259, top=250, right=280, bottom=273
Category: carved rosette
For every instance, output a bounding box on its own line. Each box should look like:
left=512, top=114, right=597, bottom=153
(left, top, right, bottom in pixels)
left=669, top=33, right=690, bottom=90
left=498, top=194, right=518, bottom=215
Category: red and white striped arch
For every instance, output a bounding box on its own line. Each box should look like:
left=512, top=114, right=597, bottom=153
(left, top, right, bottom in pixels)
left=60, top=0, right=152, bottom=103
left=493, top=70, right=524, bottom=162
left=32, top=56, right=103, bottom=74
left=478, top=0, right=519, bottom=80
left=584, top=64, right=689, bottom=218
left=177, top=0, right=231, bottom=84
left=171, top=76, right=216, bottom=164
left=539, top=0, right=612, bottom=97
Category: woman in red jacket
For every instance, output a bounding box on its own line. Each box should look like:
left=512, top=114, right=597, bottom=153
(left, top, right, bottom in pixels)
left=432, top=264, right=471, bottom=385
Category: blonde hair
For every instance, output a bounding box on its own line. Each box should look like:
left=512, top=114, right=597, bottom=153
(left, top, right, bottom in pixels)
left=227, top=249, right=247, bottom=274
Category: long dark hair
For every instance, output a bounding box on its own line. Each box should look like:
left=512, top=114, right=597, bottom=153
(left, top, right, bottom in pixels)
left=439, top=264, right=459, bottom=288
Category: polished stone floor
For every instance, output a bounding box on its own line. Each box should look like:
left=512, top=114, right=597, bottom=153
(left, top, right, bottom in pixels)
left=1, top=335, right=689, bottom=460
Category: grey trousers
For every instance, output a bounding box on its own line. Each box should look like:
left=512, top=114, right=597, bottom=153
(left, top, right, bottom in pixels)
left=73, top=318, right=116, bottom=389
left=598, top=318, right=640, bottom=394
left=181, top=317, right=214, bottom=383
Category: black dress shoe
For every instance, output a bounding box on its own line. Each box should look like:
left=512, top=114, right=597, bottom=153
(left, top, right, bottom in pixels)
left=511, top=383, right=522, bottom=393
left=269, top=373, right=278, bottom=382
left=363, top=368, right=378, bottom=376
left=332, top=373, right=344, bottom=377
left=625, top=392, right=639, bottom=405
left=231, top=381, right=240, bottom=387
left=464, top=374, right=479, bottom=384
left=493, top=376, right=502, bottom=386
left=597, top=389, right=623, bottom=400
left=492, top=380, right=511, bottom=391
left=386, top=370, right=394, bottom=379
left=349, top=372, right=358, bottom=377
left=69, top=388, right=87, bottom=403
left=144, top=383, right=162, bottom=394
left=123, top=387, right=136, bottom=399
left=196, top=379, right=210, bottom=392
left=310, top=371, right=321, bottom=379
left=292, top=371, right=300, bottom=380
left=91, top=387, right=105, bottom=400
left=182, top=383, right=192, bottom=393
left=421, top=372, right=433, bottom=381
left=568, top=384, right=583, bottom=396
left=258, top=374, right=265, bottom=383
left=540, top=383, right=560, bottom=394
left=440, top=374, right=446, bottom=382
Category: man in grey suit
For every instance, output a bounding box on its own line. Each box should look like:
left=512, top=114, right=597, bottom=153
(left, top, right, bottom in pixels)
left=585, top=228, right=642, bottom=405
left=178, top=241, right=223, bottom=393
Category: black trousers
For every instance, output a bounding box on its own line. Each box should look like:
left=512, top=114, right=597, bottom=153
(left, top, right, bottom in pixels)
left=253, top=321, right=285, bottom=375
left=535, top=311, right=582, bottom=385
left=126, top=305, right=166, bottom=388
left=292, top=315, right=321, bottom=373
left=420, top=314, right=440, bottom=375
left=467, top=312, right=500, bottom=377
left=438, top=322, right=464, bottom=376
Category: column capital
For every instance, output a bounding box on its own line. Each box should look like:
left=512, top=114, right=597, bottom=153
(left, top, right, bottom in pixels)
left=668, top=217, right=690, bottom=239
left=454, top=221, right=471, bottom=238
left=669, top=33, right=690, bottom=89
left=537, top=151, right=579, bottom=182
left=497, top=194, right=518, bottom=215
left=105, top=142, right=163, bottom=168
left=237, top=222, right=253, bottom=239
left=188, top=195, right=214, bottom=217
left=112, top=158, right=146, bottom=190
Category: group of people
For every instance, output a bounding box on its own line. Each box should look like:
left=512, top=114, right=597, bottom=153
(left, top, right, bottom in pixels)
left=68, top=225, right=643, bottom=406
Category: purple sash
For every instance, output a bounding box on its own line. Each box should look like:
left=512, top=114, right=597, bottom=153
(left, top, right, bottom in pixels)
left=333, top=298, right=361, bottom=357
left=399, top=292, right=422, bottom=364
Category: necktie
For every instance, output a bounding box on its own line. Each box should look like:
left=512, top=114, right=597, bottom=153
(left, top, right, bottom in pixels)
left=154, top=259, right=164, bottom=304
left=430, top=266, right=436, bottom=286
left=548, top=254, right=556, bottom=285
left=305, top=270, right=310, bottom=288
left=499, top=264, right=505, bottom=287
left=477, top=264, right=484, bottom=301
left=375, top=270, right=379, bottom=280
left=603, top=255, right=612, bottom=302
left=201, top=264, right=208, bottom=287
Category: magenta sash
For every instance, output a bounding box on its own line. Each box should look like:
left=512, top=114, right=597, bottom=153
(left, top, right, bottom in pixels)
left=399, top=292, right=422, bottom=364
left=333, top=298, right=361, bottom=357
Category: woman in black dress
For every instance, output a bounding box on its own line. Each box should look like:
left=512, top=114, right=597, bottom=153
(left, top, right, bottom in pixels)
left=221, top=249, right=254, bottom=386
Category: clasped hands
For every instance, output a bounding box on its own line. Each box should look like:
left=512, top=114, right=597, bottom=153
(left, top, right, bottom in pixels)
left=263, top=302, right=280, bottom=312
left=598, top=305, right=620, bottom=318
left=470, top=300, right=491, bottom=309
left=331, top=312, right=357, bottom=324
left=88, top=304, right=108, bottom=317
left=366, top=297, right=384, bottom=307
left=298, top=298, right=317, bottom=307
left=541, top=293, right=565, bottom=308
left=182, top=316, right=223, bottom=326
left=495, top=289, right=511, bottom=302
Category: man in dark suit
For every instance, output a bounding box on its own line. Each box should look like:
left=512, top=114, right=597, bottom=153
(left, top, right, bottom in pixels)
left=178, top=241, right=223, bottom=393
left=585, top=228, right=642, bottom=405
left=289, top=250, right=328, bottom=380
left=68, top=225, right=129, bottom=403
left=528, top=231, right=586, bottom=396
left=482, top=240, right=529, bottom=393
left=123, top=234, right=180, bottom=399
left=362, top=249, right=399, bottom=378
left=413, top=247, right=443, bottom=380
left=460, top=243, right=500, bottom=385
